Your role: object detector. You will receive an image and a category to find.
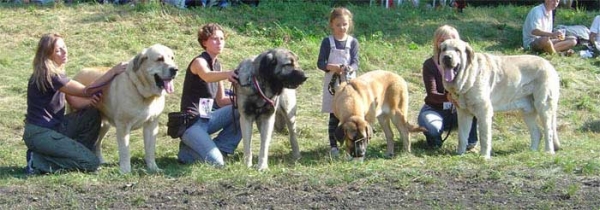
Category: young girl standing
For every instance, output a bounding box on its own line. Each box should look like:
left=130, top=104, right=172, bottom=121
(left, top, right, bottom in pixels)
left=316, top=7, right=360, bottom=157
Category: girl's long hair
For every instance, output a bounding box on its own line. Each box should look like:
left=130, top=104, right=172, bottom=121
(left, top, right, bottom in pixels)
left=31, top=33, right=65, bottom=93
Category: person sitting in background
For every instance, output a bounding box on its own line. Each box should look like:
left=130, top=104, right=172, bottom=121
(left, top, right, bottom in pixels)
left=589, top=15, right=600, bottom=50
left=161, top=0, right=229, bottom=8
left=522, top=0, right=577, bottom=55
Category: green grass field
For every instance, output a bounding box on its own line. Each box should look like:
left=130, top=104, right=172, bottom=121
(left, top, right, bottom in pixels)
left=0, top=1, right=599, bottom=208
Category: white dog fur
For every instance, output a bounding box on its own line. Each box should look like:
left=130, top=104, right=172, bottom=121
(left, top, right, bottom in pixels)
left=438, top=39, right=561, bottom=159
left=73, top=44, right=178, bottom=173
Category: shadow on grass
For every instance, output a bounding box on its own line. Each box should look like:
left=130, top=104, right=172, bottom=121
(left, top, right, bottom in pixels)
left=0, top=166, right=29, bottom=179
left=581, top=120, right=600, bottom=133
left=123, top=156, right=193, bottom=177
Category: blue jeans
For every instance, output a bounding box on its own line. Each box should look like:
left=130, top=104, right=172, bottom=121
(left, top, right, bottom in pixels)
left=178, top=105, right=242, bottom=166
left=418, top=104, right=478, bottom=148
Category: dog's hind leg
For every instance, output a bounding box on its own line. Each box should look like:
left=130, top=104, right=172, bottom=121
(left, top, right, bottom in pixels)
left=522, top=110, right=542, bottom=151
left=378, top=115, right=396, bottom=157
left=240, top=114, right=255, bottom=168
left=94, top=121, right=110, bottom=164
left=143, top=119, right=161, bottom=173
left=390, top=112, right=412, bottom=154
left=277, top=91, right=300, bottom=160
left=537, top=107, right=558, bottom=154
left=551, top=110, right=560, bottom=151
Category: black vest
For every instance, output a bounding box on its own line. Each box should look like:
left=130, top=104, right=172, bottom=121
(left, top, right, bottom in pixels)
left=179, top=52, right=220, bottom=114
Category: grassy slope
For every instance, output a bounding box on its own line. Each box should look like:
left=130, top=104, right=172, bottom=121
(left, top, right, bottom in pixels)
left=0, top=2, right=599, bottom=208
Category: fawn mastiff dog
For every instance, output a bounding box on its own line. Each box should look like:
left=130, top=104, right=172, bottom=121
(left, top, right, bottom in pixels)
left=73, top=44, right=178, bottom=173
left=438, top=39, right=561, bottom=159
left=234, top=48, right=307, bottom=171
left=332, top=70, right=426, bottom=160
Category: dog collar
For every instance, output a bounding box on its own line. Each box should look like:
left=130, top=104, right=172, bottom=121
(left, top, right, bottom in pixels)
left=252, top=76, right=277, bottom=107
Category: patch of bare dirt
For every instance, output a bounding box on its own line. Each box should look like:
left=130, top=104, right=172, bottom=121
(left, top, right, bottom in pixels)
left=1, top=174, right=598, bottom=209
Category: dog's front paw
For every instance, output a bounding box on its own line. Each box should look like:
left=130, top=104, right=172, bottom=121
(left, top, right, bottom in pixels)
left=147, top=166, right=162, bottom=174
left=456, top=147, right=466, bottom=155
left=119, top=165, right=132, bottom=174
left=257, top=165, right=269, bottom=171
left=292, top=153, right=301, bottom=161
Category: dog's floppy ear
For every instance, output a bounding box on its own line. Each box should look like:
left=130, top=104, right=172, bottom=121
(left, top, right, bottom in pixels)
left=465, top=41, right=474, bottom=69
left=130, top=50, right=148, bottom=72
left=334, top=125, right=345, bottom=146
left=437, top=41, right=445, bottom=66
left=287, top=50, right=299, bottom=63
left=258, top=50, right=277, bottom=75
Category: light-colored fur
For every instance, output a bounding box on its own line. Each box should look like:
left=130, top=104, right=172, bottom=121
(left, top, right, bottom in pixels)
left=332, top=70, right=425, bottom=160
left=234, top=48, right=307, bottom=171
left=73, top=44, right=178, bottom=173
left=438, top=39, right=561, bottom=159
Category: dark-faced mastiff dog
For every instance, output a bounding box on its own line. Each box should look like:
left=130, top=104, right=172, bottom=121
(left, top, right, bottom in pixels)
left=234, top=48, right=307, bottom=171
left=438, top=39, right=560, bottom=159
left=73, top=44, right=178, bottom=173
left=332, top=70, right=426, bottom=160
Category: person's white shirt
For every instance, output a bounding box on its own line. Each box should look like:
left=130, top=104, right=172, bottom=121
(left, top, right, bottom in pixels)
left=523, top=3, right=553, bottom=49
left=590, top=15, right=600, bottom=43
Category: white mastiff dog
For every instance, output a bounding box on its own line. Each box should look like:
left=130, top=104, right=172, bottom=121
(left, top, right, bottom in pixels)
left=438, top=39, right=561, bottom=159
left=73, top=44, right=178, bottom=173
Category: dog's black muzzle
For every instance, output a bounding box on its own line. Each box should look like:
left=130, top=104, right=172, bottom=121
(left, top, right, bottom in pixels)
left=349, top=137, right=367, bottom=158
left=442, top=55, right=454, bottom=68
left=169, top=67, right=179, bottom=78
left=281, top=70, right=307, bottom=89
left=154, top=67, right=179, bottom=88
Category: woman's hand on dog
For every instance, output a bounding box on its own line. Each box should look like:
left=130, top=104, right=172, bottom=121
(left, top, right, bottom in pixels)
left=110, top=62, right=128, bottom=75
left=89, top=92, right=102, bottom=108
left=227, top=70, right=239, bottom=84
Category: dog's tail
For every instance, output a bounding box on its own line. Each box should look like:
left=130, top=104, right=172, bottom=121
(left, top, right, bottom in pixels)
left=408, top=123, right=428, bottom=133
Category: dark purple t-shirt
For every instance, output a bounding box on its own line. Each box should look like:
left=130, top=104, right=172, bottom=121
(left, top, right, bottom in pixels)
left=26, top=73, right=70, bottom=129
left=422, top=57, right=450, bottom=110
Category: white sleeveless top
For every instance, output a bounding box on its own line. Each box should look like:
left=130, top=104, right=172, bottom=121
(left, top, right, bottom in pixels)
left=321, top=35, right=355, bottom=113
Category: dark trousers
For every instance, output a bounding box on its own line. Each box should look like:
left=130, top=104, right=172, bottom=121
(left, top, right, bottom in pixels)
left=328, top=113, right=340, bottom=148
left=23, top=108, right=101, bottom=173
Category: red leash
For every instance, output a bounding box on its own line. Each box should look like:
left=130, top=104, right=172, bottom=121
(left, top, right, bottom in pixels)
left=252, top=76, right=276, bottom=107
left=83, top=73, right=119, bottom=96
